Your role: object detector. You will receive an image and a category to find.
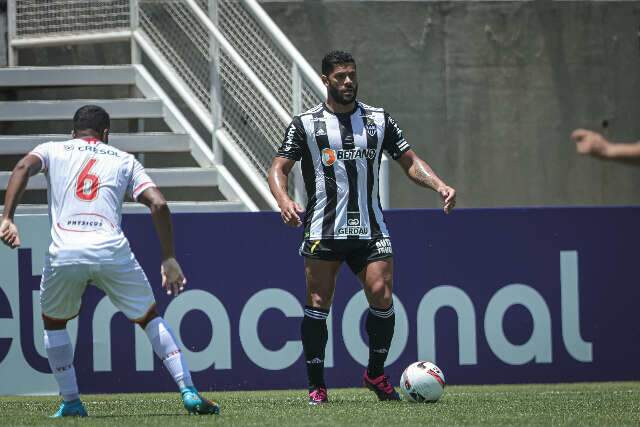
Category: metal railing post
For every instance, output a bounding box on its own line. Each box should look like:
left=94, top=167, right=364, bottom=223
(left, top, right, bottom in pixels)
left=7, top=0, right=17, bottom=66
left=379, top=155, right=390, bottom=209
left=290, top=64, right=306, bottom=206
left=291, top=64, right=302, bottom=115
left=209, top=0, right=223, bottom=165
left=130, top=0, right=140, bottom=65
left=130, top=0, right=144, bottom=165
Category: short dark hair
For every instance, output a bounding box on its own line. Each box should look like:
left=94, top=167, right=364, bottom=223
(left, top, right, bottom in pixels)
left=322, top=50, right=356, bottom=76
left=73, top=105, right=110, bottom=134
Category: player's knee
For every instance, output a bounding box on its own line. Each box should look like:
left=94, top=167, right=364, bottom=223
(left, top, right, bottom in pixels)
left=42, top=316, right=68, bottom=330
left=370, top=294, right=392, bottom=309
left=135, top=307, right=159, bottom=329
left=309, top=292, right=332, bottom=309
left=367, top=281, right=393, bottom=307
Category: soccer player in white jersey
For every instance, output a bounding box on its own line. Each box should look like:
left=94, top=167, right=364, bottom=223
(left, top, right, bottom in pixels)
left=0, top=105, right=220, bottom=417
left=269, top=51, right=456, bottom=404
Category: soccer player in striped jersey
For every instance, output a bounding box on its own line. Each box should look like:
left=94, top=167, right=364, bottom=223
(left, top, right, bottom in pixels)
left=0, top=105, right=219, bottom=417
left=268, top=51, right=456, bottom=405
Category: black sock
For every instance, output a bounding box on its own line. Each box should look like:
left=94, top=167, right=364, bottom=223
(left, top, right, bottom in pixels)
left=366, top=303, right=395, bottom=378
left=301, top=306, right=329, bottom=388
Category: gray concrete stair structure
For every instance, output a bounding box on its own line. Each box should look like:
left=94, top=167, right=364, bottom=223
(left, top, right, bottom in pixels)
left=0, top=99, right=164, bottom=121
left=0, top=65, right=257, bottom=213
left=0, top=133, right=190, bottom=155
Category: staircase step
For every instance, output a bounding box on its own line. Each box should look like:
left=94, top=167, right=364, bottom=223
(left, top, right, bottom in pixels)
left=0, top=66, right=136, bottom=87
left=9, top=200, right=247, bottom=215
left=0, top=167, right=218, bottom=190
left=146, top=167, right=218, bottom=187
left=0, top=133, right=190, bottom=155
left=0, top=99, right=163, bottom=121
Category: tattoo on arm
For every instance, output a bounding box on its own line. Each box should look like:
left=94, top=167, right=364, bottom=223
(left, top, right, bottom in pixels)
left=410, top=160, right=441, bottom=190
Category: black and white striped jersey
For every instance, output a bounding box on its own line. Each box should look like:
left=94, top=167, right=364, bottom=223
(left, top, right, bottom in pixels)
left=276, top=101, right=411, bottom=240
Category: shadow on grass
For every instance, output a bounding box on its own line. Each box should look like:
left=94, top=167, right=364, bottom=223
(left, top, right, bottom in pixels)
left=88, top=412, right=200, bottom=419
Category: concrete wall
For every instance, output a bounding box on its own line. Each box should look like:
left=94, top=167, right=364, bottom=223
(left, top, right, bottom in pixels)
left=2, top=1, right=639, bottom=208
left=261, top=0, right=640, bottom=208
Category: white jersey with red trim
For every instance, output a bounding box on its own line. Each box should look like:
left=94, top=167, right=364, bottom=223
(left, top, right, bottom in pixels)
left=29, top=137, right=156, bottom=266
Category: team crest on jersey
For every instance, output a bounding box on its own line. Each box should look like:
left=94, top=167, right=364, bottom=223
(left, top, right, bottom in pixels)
left=321, top=148, right=337, bottom=166
left=366, top=120, right=378, bottom=137
left=64, top=144, right=74, bottom=151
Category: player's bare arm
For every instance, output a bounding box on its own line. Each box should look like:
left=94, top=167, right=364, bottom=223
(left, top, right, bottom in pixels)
left=137, top=187, right=186, bottom=296
left=268, top=156, right=304, bottom=227
left=397, top=149, right=456, bottom=214
left=571, top=128, right=640, bottom=160
left=0, top=154, right=42, bottom=248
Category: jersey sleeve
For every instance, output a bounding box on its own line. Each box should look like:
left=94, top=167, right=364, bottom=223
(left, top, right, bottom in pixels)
left=276, top=116, right=306, bottom=161
left=127, top=158, right=157, bottom=200
left=382, top=112, right=411, bottom=160
left=28, top=142, right=52, bottom=173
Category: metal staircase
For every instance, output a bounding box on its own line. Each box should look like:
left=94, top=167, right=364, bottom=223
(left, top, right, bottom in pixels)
left=2, top=1, right=387, bottom=213
left=0, top=65, right=257, bottom=213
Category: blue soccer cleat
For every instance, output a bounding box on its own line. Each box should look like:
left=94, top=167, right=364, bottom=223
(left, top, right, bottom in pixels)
left=50, top=398, right=88, bottom=418
left=181, top=386, right=220, bottom=415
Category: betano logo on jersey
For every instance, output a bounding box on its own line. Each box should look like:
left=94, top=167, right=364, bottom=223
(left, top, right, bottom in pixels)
left=321, top=148, right=377, bottom=167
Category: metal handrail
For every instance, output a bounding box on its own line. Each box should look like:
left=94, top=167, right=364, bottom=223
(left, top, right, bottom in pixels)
left=185, top=0, right=290, bottom=126
left=239, top=0, right=389, bottom=209
left=240, top=0, right=325, bottom=99
left=6, top=0, right=389, bottom=209
left=133, top=30, right=277, bottom=210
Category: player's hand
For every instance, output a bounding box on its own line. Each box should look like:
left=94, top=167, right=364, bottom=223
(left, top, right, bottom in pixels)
left=438, top=185, right=456, bottom=214
left=0, top=218, right=21, bottom=249
left=571, top=129, right=611, bottom=157
left=278, top=198, right=304, bottom=227
left=161, top=257, right=187, bottom=297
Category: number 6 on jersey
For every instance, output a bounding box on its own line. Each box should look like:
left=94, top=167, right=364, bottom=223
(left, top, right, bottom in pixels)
left=76, top=158, right=100, bottom=201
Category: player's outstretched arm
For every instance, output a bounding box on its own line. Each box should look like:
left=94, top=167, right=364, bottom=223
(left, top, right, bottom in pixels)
left=268, top=157, right=304, bottom=227
left=137, top=187, right=186, bottom=296
left=397, top=150, right=456, bottom=214
left=1, top=154, right=42, bottom=248
left=571, top=128, right=640, bottom=161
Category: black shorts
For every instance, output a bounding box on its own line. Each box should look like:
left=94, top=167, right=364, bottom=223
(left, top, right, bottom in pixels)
left=299, top=237, right=393, bottom=274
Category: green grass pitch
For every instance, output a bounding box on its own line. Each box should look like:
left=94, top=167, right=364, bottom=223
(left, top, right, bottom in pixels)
left=1, top=382, right=639, bottom=426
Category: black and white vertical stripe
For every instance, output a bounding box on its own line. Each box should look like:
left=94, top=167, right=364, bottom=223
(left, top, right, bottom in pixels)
left=299, top=102, right=390, bottom=240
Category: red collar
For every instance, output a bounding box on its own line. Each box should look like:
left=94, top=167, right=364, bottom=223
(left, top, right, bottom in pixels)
left=81, top=137, right=101, bottom=145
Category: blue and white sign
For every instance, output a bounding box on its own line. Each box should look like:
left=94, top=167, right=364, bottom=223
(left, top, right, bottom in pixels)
left=0, top=208, right=638, bottom=395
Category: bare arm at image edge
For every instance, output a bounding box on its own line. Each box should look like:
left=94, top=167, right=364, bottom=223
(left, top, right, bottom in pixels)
left=571, top=129, right=640, bottom=161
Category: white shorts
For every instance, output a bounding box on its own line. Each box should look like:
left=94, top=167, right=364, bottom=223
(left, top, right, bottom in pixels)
left=40, top=259, right=156, bottom=321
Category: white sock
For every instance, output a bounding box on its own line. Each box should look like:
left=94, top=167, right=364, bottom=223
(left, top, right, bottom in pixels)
left=144, top=317, right=194, bottom=390
left=44, top=329, right=79, bottom=402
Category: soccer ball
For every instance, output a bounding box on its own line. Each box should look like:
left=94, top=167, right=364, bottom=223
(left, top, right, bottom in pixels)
left=399, top=361, right=446, bottom=403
